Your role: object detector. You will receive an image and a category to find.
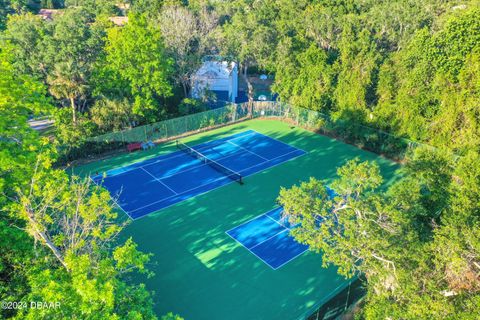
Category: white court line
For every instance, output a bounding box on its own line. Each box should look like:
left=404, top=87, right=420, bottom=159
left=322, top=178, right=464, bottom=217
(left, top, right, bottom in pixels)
left=270, top=246, right=309, bottom=270
left=224, top=207, right=287, bottom=234
left=226, top=224, right=307, bottom=270
left=101, top=130, right=258, bottom=178
left=128, top=147, right=258, bottom=214
left=249, top=228, right=289, bottom=250
left=129, top=172, right=233, bottom=215
left=104, top=144, right=256, bottom=218
left=236, top=149, right=305, bottom=175
left=265, top=213, right=292, bottom=230
left=97, top=129, right=304, bottom=180
left=103, top=149, right=191, bottom=178
left=129, top=150, right=307, bottom=218
left=142, top=151, right=233, bottom=181
left=248, top=129, right=309, bottom=154
left=129, top=149, right=305, bottom=216
left=225, top=231, right=276, bottom=270
left=98, top=129, right=301, bottom=180
left=227, top=140, right=269, bottom=161
left=129, top=152, right=307, bottom=220
left=226, top=208, right=309, bottom=269
left=224, top=212, right=288, bottom=248
left=140, top=167, right=178, bottom=195
left=224, top=211, right=277, bottom=234
left=91, top=129, right=307, bottom=220
left=89, top=176, right=134, bottom=220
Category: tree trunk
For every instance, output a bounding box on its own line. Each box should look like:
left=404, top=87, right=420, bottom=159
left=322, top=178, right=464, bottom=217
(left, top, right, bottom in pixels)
left=24, top=205, right=69, bottom=271
left=70, top=97, right=77, bottom=125
left=241, top=62, right=254, bottom=117
left=181, top=80, right=188, bottom=98
left=36, top=229, right=69, bottom=271
left=242, top=63, right=254, bottom=102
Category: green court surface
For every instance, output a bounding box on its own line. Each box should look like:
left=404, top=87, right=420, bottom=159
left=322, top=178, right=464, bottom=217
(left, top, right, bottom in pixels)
left=75, top=119, right=400, bottom=320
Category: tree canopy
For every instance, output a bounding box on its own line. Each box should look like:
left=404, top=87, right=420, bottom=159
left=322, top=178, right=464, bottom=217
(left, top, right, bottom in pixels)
left=1, top=0, right=480, bottom=318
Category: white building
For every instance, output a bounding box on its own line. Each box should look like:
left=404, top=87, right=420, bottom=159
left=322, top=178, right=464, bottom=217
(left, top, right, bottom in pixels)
left=191, top=60, right=238, bottom=103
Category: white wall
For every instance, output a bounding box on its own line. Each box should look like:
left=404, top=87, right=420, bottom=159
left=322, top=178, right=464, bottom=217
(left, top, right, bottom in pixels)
left=192, top=61, right=238, bottom=102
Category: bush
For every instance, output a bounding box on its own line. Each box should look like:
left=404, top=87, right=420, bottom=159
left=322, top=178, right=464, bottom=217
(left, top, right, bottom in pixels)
left=178, top=98, right=208, bottom=115
left=90, top=98, right=136, bottom=133
left=55, top=140, right=126, bottom=166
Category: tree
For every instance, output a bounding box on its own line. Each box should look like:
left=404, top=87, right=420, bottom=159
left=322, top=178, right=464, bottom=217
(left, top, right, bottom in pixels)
left=98, top=13, right=173, bottom=121
left=363, top=0, right=438, bottom=51
left=333, top=17, right=380, bottom=121
left=0, top=47, right=53, bottom=319
left=274, top=44, right=335, bottom=112
left=0, top=0, right=33, bottom=29
left=0, top=47, right=53, bottom=203
left=304, top=3, right=343, bottom=50
left=64, top=0, right=118, bottom=16
left=432, top=152, right=480, bottom=313
left=278, top=159, right=408, bottom=280
left=157, top=4, right=218, bottom=97
left=13, top=162, right=157, bottom=319
left=90, top=98, right=135, bottom=132
left=374, top=7, right=480, bottom=151
left=0, top=45, right=160, bottom=320
left=130, top=0, right=164, bottom=19
left=1, top=13, right=49, bottom=79
left=278, top=151, right=480, bottom=318
left=220, top=0, right=279, bottom=104
left=44, top=8, right=106, bottom=125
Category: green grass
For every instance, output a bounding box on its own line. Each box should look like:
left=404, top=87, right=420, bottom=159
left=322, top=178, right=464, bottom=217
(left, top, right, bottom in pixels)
left=75, top=119, right=400, bottom=319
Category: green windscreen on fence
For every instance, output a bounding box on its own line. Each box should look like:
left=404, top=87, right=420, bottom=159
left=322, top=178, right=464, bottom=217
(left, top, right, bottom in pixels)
left=89, top=103, right=251, bottom=144
left=88, top=101, right=429, bottom=160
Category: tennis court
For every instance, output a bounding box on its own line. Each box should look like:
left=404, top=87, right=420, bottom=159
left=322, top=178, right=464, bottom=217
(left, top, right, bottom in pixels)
left=77, top=119, right=399, bottom=319
left=227, top=186, right=338, bottom=269
left=227, top=207, right=308, bottom=269
left=92, top=130, right=305, bottom=219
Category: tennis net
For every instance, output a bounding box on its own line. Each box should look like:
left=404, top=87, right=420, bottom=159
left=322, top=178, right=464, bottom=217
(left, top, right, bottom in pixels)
left=176, top=140, right=243, bottom=184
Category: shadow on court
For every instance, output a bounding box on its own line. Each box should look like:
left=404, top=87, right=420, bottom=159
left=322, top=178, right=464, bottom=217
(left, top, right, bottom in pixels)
left=76, top=119, right=401, bottom=320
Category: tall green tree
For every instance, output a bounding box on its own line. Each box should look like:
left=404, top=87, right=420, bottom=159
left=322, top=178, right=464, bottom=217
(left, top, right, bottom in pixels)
left=97, top=13, right=173, bottom=121
left=274, top=44, right=335, bottom=112
left=44, top=8, right=106, bottom=125
left=0, top=46, right=160, bottom=319
left=64, top=0, right=118, bottom=16
left=375, top=6, right=480, bottom=152
left=14, top=164, right=157, bottom=319
left=1, top=13, right=48, bottom=79
left=333, top=18, right=380, bottom=121
left=220, top=0, right=279, bottom=103
left=278, top=151, right=480, bottom=318
left=157, top=4, right=218, bottom=98
left=0, top=46, right=52, bottom=319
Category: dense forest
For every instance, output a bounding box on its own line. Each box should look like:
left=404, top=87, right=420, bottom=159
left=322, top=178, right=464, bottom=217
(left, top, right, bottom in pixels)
left=1, top=0, right=479, bottom=319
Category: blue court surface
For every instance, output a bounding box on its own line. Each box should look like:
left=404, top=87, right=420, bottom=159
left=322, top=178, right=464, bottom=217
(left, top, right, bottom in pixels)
left=226, top=207, right=309, bottom=269
left=92, top=130, right=306, bottom=219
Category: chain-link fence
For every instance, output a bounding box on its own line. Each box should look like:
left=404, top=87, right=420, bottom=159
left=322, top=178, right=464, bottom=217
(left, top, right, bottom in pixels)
left=250, top=101, right=428, bottom=160
left=89, top=103, right=251, bottom=143
left=81, top=101, right=437, bottom=317
left=86, top=101, right=431, bottom=162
